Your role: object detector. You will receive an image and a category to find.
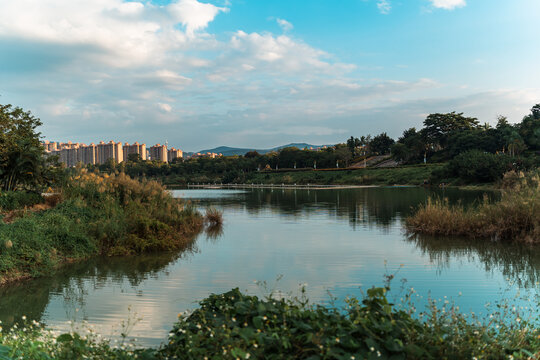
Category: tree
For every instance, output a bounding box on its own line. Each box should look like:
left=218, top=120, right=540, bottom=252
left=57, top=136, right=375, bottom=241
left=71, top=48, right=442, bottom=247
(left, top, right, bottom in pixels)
left=244, top=151, right=260, bottom=158
left=423, top=112, right=479, bottom=149
left=519, top=104, right=540, bottom=150
left=346, top=136, right=360, bottom=156
left=0, top=104, right=62, bottom=191
left=369, top=133, right=395, bottom=155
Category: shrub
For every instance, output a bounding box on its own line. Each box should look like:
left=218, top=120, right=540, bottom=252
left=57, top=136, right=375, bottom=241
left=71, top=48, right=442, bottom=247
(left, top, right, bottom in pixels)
left=0, top=172, right=203, bottom=284
left=0, top=191, right=43, bottom=211
left=407, top=171, right=540, bottom=242
left=445, top=150, right=511, bottom=183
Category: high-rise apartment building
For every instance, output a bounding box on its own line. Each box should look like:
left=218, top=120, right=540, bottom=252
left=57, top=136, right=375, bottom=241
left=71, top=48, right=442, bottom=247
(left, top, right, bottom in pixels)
left=167, top=147, right=183, bottom=162
left=123, top=142, right=147, bottom=161
left=43, top=140, right=183, bottom=166
left=97, top=141, right=123, bottom=164
left=150, top=144, right=167, bottom=162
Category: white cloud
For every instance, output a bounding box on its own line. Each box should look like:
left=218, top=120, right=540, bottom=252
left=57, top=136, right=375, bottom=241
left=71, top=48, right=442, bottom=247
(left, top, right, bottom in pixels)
left=429, top=0, right=466, bottom=10
left=168, top=0, right=227, bottom=37
left=377, top=0, right=392, bottom=14
left=158, top=103, right=172, bottom=113
left=276, top=18, right=293, bottom=32
left=0, top=0, right=226, bottom=67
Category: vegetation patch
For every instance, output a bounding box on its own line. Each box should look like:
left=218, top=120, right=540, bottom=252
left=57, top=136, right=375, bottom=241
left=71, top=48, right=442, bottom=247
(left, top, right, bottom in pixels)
left=2, top=285, right=540, bottom=359
left=407, top=171, right=540, bottom=242
left=0, top=171, right=203, bottom=285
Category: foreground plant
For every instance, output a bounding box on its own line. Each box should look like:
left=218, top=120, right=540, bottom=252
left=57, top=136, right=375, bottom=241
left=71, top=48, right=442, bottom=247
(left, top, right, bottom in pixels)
left=2, top=284, right=540, bottom=359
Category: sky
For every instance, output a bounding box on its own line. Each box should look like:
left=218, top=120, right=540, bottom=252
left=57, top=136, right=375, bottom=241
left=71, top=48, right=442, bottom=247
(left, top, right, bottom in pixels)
left=1, top=0, right=539, bottom=151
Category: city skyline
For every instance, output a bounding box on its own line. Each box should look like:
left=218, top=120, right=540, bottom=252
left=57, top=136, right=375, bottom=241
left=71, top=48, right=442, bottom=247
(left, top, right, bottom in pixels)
left=1, top=0, right=539, bottom=150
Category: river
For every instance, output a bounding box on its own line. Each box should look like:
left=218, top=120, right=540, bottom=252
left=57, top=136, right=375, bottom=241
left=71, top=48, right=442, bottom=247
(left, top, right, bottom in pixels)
left=1, top=187, right=538, bottom=347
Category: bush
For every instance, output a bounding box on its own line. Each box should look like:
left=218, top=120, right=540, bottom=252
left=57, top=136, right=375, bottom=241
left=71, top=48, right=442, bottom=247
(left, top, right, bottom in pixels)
left=445, top=150, right=511, bottom=183
left=407, top=171, right=540, bottom=242
left=0, top=191, right=43, bottom=211
left=0, top=172, right=203, bottom=284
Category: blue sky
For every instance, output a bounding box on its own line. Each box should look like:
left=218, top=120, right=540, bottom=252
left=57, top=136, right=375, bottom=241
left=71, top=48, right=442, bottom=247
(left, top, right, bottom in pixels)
left=0, top=0, right=539, bottom=151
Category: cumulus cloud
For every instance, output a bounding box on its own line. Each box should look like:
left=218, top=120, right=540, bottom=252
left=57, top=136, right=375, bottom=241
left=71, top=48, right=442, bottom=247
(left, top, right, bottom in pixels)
left=276, top=18, right=293, bottom=32
left=429, top=0, right=466, bottom=10
left=168, top=0, right=227, bottom=37
left=1, top=0, right=531, bottom=151
left=377, top=0, right=392, bottom=14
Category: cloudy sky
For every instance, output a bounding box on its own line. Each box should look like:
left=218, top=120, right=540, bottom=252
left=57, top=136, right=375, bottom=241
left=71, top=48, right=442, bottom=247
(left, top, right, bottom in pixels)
left=1, top=0, right=539, bottom=151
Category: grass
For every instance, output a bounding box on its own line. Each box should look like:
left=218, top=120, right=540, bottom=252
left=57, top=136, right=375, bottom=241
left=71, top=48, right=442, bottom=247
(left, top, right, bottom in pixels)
left=2, top=284, right=540, bottom=359
left=406, top=170, right=540, bottom=242
left=204, top=207, right=223, bottom=227
left=244, top=164, right=444, bottom=186
left=0, top=171, right=204, bottom=285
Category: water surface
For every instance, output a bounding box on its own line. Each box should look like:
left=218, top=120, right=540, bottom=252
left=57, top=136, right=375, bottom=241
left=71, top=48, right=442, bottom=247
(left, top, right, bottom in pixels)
left=1, top=187, right=538, bottom=346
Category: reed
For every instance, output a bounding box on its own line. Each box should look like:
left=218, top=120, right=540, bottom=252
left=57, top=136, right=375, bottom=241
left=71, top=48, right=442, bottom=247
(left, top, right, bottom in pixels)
left=406, top=171, right=540, bottom=242
left=204, top=207, right=223, bottom=227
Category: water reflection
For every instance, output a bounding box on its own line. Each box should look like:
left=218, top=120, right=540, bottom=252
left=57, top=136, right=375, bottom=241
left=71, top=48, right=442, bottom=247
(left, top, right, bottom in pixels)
left=0, top=247, right=196, bottom=331
left=408, top=234, right=540, bottom=288
left=178, top=187, right=497, bottom=229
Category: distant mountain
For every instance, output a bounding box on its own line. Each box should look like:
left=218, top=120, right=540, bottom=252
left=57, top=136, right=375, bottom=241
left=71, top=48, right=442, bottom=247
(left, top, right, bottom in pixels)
left=191, top=143, right=331, bottom=157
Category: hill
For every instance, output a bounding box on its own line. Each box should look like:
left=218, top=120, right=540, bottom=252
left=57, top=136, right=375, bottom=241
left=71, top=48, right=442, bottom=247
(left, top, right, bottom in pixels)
left=192, top=143, right=330, bottom=157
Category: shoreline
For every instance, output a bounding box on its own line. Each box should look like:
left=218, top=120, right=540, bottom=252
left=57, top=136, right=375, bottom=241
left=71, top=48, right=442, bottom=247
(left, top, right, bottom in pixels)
left=168, top=183, right=496, bottom=191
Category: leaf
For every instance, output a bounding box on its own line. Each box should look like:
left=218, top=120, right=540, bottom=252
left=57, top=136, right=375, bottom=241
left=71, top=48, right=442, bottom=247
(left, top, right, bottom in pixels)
left=56, top=333, right=74, bottom=343
left=253, top=316, right=263, bottom=329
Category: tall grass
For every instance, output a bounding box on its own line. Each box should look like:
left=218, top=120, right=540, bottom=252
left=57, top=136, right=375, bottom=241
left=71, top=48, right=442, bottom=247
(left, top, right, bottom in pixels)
left=0, top=171, right=203, bottom=284
left=407, top=171, right=540, bottom=242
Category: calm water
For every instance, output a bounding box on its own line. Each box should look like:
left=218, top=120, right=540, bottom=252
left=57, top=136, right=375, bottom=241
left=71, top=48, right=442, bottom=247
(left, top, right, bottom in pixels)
left=1, top=187, right=539, bottom=346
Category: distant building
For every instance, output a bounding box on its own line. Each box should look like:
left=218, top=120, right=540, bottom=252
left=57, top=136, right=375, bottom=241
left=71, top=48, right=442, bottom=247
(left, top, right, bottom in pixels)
left=97, top=141, right=123, bottom=164
left=191, top=152, right=222, bottom=159
left=167, top=147, right=183, bottom=162
left=150, top=144, right=168, bottom=162
left=123, top=142, right=147, bottom=161
left=43, top=139, right=184, bottom=166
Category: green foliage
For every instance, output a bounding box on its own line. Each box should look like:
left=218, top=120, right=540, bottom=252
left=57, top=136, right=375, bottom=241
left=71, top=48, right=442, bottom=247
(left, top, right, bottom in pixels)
left=2, top=285, right=540, bottom=359
left=0, top=172, right=203, bottom=284
left=162, top=287, right=426, bottom=359
left=0, top=191, right=43, bottom=211
left=444, top=150, right=511, bottom=183
left=0, top=104, right=63, bottom=192
left=369, top=132, right=395, bottom=155
left=407, top=170, right=540, bottom=242
left=423, top=112, right=479, bottom=149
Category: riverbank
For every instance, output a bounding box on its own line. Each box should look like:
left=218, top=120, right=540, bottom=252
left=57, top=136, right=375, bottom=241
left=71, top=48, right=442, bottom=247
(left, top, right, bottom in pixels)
left=1, top=286, right=539, bottom=359
left=0, top=172, right=206, bottom=286
left=160, top=164, right=447, bottom=188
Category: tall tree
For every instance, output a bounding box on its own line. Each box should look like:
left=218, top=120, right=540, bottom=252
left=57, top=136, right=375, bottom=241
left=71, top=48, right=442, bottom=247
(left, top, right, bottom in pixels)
left=369, top=133, right=395, bottom=155
left=0, top=103, right=62, bottom=191
left=423, top=112, right=479, bottom=149
left=519, top=104, right=540, bottom=150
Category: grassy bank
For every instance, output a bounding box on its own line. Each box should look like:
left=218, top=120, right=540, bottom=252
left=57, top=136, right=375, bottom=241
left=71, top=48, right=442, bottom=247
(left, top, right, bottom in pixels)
left=1, top=285, right=539, bottom=359
left=169, top=164, right=445, bottom=187
left=0, top=171, right=205, bottom=285
left=407, top=170, right=540, bottom=242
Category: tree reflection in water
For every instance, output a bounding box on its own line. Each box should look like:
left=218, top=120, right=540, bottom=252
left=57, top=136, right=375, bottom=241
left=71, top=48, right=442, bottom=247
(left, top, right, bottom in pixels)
left=407, top=233, right=540, bottom=288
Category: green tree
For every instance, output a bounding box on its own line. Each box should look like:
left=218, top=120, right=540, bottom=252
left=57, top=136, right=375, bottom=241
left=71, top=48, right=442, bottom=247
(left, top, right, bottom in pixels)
left=369, top=133, right=395, bottom=155
left=346, top=136, right=360, bottom=156
left=519, top=104, right=540, bottom=150
left=423, top=112, right=479, bottom=149
left=0, top=104, right=62, bottom=191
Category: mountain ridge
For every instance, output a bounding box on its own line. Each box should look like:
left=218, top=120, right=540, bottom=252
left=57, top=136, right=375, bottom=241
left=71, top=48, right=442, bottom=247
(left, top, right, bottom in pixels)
left=189, top=143, right=331, bottom=156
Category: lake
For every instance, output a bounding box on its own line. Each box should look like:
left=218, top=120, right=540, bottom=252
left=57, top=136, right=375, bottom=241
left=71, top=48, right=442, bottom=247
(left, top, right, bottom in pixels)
left=1, top=187, right=538, bottom=347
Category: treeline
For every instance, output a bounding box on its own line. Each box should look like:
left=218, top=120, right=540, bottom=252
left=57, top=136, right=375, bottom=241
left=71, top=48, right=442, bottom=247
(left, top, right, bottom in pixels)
left=94, top=104, right=540, bottom=185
